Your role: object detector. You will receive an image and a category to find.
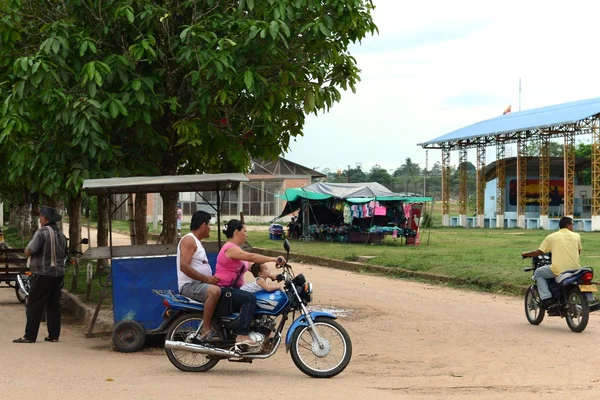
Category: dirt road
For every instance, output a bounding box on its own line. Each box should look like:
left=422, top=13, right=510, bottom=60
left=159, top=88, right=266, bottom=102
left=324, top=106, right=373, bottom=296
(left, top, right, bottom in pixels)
left=3, top=233, right=600, bottom=399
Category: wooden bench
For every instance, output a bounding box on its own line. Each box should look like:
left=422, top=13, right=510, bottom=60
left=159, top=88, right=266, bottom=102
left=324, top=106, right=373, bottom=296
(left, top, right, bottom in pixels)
left=0, top=248, right=28, bottom=286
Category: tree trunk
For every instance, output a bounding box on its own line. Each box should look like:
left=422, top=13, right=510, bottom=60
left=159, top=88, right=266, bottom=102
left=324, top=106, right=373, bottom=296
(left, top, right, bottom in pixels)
left=9, top=205, right=18, bottom=229
left=96, top=194, right=109, bottom=272
left=67, top=193, right=82, bottom=250
left=127, top=195, right=136, bottom=245
left=161, top=192, right=178, bottom=244
left=134, top=193, right=148, bottom=245
left=18, top=203, right=29, bottom=245
left=30, top=192, right=39, bottom=235
left=67, top=193, right=82, bottom=292
left=20, top=191, right=32, bottom=241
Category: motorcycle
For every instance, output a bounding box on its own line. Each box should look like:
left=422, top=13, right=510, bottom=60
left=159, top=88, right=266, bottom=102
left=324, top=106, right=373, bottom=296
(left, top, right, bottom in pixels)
left=523, top=253, right=600, bottom=332
left=155, top=239, right=352, bottom=378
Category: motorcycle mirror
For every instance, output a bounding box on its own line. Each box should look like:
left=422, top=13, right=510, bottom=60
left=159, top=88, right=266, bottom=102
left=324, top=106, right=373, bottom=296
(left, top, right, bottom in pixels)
left=81, top=238, right=89, bottom=245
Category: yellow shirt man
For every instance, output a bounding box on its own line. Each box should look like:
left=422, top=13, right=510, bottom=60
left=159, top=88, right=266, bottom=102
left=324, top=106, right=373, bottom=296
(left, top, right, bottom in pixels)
left=537, top=228, right=582, bottom=276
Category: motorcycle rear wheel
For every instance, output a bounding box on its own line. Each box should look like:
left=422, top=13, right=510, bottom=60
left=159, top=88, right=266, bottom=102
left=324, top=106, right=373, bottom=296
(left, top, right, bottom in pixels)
left=165, top=313, right=221, bottom=372
left=565, top=288, right=589, bottom=333
left=524, top=286, right=545, bottom=325
left=290, top=317, right=352, bottom=378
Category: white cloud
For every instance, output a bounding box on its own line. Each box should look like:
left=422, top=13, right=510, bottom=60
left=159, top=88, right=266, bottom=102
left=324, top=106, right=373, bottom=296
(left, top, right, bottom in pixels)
left=285, top=0, right=600, bottom=174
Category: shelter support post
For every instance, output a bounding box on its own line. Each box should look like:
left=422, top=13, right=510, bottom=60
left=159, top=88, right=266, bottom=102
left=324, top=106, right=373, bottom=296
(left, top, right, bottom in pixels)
left=458, top=148, right=468, bottom=227
left=237, top=183, right=244, bottom=219
left=592, top=117, right=600, bottom=230
left=476, top=144, right=486, bottom=228
left=564, top=131, right=575, bottom=218
left=539, top=133, right=550, bottom=229
left=517, top=138, right=527, bottom=229
left=496, top=143, right=505, bottom=228
left=441, top=147, right=451, bottom=226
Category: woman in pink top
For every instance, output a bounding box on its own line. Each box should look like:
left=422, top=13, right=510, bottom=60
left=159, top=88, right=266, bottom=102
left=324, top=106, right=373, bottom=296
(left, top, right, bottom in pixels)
left=215, top=219, right=286, bottom=345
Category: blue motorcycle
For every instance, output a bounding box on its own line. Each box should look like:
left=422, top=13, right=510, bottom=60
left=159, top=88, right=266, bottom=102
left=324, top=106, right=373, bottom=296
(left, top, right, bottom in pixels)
left=154, top=239, right=352, bottom=378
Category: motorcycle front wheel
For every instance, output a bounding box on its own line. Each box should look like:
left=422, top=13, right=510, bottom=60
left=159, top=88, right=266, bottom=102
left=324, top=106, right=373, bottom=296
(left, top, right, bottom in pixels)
left=565, top=288, right=589, bottom=333
left=290, top=317, right=352, bottom=378
left=524, top=285, right=545, bottom=325
left=165, top=313, right=221, bottom=372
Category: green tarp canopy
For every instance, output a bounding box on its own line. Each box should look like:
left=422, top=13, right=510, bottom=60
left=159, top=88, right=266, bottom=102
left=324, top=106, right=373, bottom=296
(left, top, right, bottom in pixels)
left=276, top=182, right=433, bottom=218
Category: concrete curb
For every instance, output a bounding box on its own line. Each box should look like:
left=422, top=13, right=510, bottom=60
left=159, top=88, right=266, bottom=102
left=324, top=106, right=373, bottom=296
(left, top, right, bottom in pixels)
left=253, top=247, right=529, bottom=295
left=61, top=289, right=114, bottom=333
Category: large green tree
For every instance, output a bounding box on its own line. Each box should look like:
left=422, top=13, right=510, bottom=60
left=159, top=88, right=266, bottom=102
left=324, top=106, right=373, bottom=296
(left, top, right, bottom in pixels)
left=0, top=0, right=377, bottom=243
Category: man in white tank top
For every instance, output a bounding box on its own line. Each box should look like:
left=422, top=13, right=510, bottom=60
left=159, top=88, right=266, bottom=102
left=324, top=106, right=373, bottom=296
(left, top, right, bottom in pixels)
left=177, top=211, right=221, bottom=341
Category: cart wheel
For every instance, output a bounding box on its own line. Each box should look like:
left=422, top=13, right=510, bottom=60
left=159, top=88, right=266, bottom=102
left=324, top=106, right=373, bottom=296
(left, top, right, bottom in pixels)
left=112, top=320, right=146, bottom=353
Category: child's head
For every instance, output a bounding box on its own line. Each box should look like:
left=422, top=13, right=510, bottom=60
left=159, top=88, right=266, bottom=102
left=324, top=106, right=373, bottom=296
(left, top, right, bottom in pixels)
left=250, top=262, right=270, bottom=278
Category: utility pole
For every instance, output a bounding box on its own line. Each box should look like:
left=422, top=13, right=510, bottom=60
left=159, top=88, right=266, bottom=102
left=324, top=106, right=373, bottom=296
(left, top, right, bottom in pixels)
left=347, top=164, right=350, bottom=183
left=424, top=150, right=428, bottom=196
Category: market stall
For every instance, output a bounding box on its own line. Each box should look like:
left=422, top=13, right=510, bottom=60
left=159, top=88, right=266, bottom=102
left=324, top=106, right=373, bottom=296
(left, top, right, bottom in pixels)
left=278, top=182, right=433, bottom=245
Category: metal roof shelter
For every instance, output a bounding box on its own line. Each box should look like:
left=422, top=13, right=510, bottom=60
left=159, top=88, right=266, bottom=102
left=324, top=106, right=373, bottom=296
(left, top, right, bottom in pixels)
left=419, top=97, right=600, bottom=230
left=82, top=173, right=248, bottom=195
left=82, top=173, right=249, bottom=252
left=419, top=97, right=600, bottom=149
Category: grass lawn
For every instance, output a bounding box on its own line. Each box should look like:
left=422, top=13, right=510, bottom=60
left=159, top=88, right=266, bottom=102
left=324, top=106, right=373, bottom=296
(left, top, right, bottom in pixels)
left=5, top=212, right=600, bottom=304
left=246, top=227, right=600, bottom=295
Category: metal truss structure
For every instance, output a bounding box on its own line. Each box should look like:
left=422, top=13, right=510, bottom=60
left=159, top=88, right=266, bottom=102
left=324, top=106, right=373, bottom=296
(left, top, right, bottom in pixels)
left=539, top=134, right=550, bottom=216
left=442, top=147, right=450, bottom=215
left=476, top=144, right=486, bottom=219
left=459, top=148, right=467, bottom=215
left=564, top=132, right=575, bottom=216
left=593, top=119, right=600, bottom=216
left=496, top=143, right=505, bottom=216
left=425, top=114, right=600, bottom=228
left=517, top=138, right=527, bottom=218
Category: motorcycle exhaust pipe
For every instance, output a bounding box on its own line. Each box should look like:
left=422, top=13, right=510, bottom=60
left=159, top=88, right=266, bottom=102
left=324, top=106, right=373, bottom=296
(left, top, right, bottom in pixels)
left=164, top=340, right=241, bottom=359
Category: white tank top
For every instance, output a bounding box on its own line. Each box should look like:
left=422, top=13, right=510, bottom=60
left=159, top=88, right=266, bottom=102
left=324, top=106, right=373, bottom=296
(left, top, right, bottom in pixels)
left=177, top=233, right=212, bottom=291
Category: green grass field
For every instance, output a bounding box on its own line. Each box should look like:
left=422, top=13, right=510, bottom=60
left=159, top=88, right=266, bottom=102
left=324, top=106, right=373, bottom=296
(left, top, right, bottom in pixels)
left=5, top=201, right=599, bottom=304
left=246, top=227, right=600, bottom=295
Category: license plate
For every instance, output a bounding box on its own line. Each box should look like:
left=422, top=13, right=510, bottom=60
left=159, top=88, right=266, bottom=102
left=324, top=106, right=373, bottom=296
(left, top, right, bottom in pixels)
left=580, top=284, right=597, bottom=292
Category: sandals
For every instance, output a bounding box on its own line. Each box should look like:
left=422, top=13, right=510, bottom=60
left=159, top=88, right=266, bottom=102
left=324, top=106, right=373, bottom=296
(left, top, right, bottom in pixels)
left=199, top=331, right=219, bottom=342
left=44, top=337, right=58, bottom=342
left=13, top=337, right=34, bottom=343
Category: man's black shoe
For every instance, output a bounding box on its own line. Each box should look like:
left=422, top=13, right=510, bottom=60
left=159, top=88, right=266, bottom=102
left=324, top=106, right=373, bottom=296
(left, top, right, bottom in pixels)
left=540, top=298, right=554, bottom=309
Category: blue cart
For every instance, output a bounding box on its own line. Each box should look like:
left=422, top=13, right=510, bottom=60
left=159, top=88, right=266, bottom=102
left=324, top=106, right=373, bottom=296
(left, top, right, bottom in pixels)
left=110, top=253, right=217, bottom=352
left=81, top=173, right=249, bottom=352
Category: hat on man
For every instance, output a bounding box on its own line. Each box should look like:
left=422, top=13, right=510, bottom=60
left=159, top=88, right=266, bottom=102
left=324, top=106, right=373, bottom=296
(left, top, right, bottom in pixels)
left=40, top=206, right=62, bottom=223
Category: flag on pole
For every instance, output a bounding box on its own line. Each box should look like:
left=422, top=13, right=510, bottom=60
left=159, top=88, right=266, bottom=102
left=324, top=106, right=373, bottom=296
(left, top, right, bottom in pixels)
left=503, top=105, right=512, bottom=115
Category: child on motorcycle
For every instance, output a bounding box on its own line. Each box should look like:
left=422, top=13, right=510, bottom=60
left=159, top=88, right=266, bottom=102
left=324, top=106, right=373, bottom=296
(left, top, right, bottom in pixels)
left=240, top=263, right=284, bottom=293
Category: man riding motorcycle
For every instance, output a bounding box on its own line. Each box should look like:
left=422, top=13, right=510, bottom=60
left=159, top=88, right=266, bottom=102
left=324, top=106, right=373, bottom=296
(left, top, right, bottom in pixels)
left=521, top=216, right=582, bottom=308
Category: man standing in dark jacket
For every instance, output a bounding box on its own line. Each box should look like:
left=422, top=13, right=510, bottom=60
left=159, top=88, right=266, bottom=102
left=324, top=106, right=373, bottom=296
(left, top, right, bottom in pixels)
left=13, top=206, right=67, bottom=343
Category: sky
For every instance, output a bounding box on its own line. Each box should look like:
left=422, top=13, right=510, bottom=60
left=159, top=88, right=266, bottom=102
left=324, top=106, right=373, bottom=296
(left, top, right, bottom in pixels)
left=283, top=0, right=600, bottom=175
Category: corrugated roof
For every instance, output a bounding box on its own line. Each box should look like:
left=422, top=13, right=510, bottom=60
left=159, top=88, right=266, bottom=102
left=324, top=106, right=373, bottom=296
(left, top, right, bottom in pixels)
left=419, top=97, right=600, bottom=147
left=82, top=173, right=249, bottom=195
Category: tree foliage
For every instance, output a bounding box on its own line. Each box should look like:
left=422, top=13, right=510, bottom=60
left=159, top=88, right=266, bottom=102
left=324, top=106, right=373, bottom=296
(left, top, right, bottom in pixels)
left=0, top=0, right=377, bottom=241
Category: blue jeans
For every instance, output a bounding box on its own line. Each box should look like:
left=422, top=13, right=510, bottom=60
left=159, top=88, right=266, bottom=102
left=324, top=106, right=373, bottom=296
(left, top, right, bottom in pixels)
left=534, top=265, right=556, bottom=300
left=228, top=288, right=257, bottom=335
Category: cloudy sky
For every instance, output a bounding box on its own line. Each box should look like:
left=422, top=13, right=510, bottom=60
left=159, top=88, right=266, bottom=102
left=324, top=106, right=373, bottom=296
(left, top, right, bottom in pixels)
left=284, top=0, right=600, bottom=174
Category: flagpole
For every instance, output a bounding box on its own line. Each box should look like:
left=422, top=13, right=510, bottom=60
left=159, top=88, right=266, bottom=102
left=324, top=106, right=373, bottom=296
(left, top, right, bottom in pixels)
left=518, top=77, right=521, bottom=111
